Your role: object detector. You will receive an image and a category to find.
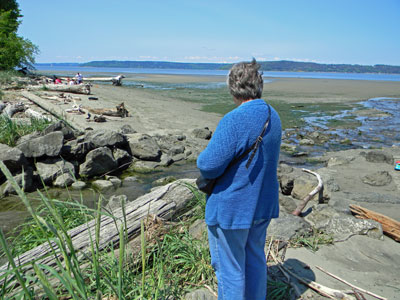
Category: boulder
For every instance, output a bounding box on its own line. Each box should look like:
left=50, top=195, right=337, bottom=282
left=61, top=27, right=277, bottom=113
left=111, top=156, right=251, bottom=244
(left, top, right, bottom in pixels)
left=279, top=195, right=298, bottom=214
left=279, top=174, right=294, bottom=195
left=268, top=213, right=311, bottom=241
left=128, top=134, right=161, bottom=161
left=61, top=140, right=95, bottom=161
left=17, top=131, right=64, bottom=158
left=327, top=156, right=353, bottom=167
left=79, top=147, right=118, bottom=178
left=168, top=145, right=185, bottom=156
left=305, top=205, right=383, bottom=240
left=105, top=176, right=122, bottom=189
left=119, top=124, right=136, bottom=134
left=35, top=158, right=75, bottom=184
left=53, top=173, right=75, bottom=187
left=0, top=144, right=29, bottom=178
left=129, top=160, right=162, bottom=173
left=365, top=150, right=393, bottom=164
left=1, top=167, right=34, bottom=196
left=192, top=128, right=212, bottom=140
left=122, top=176, right=139, bottom=186
left=113, top=148, right=132, bottom=167
left=71, top=180, right=87, bottom=190
left=184, top=288, right=217, bottom=300
left=41, top=121, right=77, bottom=140
left=92, top=179, right=114, bottom=193
left=84, top=129, right=128, bottom=149
left=361, top=171, right=392, bottom=186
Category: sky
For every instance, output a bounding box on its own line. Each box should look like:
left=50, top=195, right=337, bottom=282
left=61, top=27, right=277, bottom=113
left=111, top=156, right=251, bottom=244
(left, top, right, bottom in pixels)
left=17, top=0, right=400, bottom=65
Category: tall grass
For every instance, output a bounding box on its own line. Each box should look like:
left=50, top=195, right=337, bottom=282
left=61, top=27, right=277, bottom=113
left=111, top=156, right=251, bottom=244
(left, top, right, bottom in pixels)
left=0, top=115, right=52, bottom=146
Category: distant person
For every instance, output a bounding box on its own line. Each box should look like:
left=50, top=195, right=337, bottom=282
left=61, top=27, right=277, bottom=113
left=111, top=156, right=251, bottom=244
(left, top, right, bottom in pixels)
left=75, top=72, right=83, bottom=84
left=197, top=59, right=282, bottom=300
left=55, top=77, right=62, bottom=84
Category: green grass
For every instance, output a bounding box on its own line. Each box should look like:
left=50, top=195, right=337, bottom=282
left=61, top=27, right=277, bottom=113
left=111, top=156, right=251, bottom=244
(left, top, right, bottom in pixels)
left=291, top=227, right=334, bottom=252
left=0, top=115, right=52, bottom=146
left=0, top=71, right=21, bottom=86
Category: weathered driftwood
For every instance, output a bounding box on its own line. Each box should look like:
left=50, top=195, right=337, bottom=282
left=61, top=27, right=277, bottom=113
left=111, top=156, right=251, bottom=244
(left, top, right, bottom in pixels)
left=27, top=84, right=91, bottom=95
left=84, top=102, right=129, bottom=118
left=316, top=266, right=387, bottom=300
left=0, top=179, right=196, bottom=286
left=349, top=204, right=400, bottom=242
left=24, top=108, right=52, bottom=121
left=62, top=75, right=125, bottom=86
left=2, top=102, right=25, bottom=117
left=292, top=168, right=323, bottom=216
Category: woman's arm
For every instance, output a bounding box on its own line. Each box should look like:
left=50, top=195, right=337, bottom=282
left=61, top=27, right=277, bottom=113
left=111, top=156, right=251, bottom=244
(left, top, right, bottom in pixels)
left=197, top=114, right=238, bottom=179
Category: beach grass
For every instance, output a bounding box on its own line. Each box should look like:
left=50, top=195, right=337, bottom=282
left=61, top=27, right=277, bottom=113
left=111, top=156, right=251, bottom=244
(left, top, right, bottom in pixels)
left=0, top=115, right=52, bottom=146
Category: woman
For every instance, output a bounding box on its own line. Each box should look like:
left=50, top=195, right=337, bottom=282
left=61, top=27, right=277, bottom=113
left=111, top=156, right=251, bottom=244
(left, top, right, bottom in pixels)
left=197, top=59, right=282, bottom=300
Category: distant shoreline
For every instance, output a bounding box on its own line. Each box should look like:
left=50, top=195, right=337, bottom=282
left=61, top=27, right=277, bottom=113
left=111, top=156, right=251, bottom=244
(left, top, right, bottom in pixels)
left=34, top=59, right=400, bottom=75
left=34, top=66, right=400, bottom=82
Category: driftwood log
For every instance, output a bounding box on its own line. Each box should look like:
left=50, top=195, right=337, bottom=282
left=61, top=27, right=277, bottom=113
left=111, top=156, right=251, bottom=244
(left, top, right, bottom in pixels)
left=84, top=102, right=129, bottom=118
left=292, top=168, right=323, bottom=216
left=24, top=108, right=52, bottom=121
left=2, top=102, right=25, bottom=117
left=349, top=204, right=400, bottom=242
left=0, top=179, right=196, bottom=287
left=27, top=84, right=91, bottom=95
left=61, top=75, right=125, bottom=86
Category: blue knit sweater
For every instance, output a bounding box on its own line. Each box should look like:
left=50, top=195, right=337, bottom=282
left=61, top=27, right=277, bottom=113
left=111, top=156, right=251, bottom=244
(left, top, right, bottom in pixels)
left=197, top=99, right=282, bottom=229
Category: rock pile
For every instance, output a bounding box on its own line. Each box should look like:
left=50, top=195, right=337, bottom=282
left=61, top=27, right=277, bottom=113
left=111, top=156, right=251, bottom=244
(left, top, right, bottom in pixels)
left=0, top=121, right=212, bottom=196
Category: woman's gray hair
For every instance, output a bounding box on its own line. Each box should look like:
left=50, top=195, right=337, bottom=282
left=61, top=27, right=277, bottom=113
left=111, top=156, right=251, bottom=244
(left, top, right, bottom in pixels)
left=227, top=58, right=263, bottom=101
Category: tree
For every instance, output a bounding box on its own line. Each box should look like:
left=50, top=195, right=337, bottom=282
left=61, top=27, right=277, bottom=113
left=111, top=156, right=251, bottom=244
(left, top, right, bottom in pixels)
left=0, top=0, right=39, bottom=70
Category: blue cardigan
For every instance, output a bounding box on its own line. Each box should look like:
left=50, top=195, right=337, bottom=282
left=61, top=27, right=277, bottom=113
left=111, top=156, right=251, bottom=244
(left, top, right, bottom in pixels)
left=197, top=99, right=281, bottom=229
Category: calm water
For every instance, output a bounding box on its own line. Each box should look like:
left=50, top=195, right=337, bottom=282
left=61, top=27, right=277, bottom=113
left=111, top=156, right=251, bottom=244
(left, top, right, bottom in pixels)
left=34, top=65, right=400, bottom=82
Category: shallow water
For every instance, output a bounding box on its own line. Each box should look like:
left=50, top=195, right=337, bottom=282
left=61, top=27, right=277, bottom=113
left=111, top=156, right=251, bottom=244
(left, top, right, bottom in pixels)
left=284, top=97, right=400, bottom=155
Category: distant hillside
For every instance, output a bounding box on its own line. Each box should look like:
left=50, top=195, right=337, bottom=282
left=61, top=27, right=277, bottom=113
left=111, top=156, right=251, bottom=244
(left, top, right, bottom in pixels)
left=81, top=60, right=400, bottom=74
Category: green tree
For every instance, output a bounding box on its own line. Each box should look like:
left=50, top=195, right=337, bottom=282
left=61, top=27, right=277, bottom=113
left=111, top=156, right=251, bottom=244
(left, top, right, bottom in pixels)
left=0, top=0, right=39, bottom=70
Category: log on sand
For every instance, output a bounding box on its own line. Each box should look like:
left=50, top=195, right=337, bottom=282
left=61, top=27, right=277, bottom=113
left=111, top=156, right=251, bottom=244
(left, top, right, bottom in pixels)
left=27, top=83, right=91, bottom=95
left=0, top=179, right=196, bottom=286
left=2, top=102, right=25, bottom=117
left=349, top=204, right=400, bottom=242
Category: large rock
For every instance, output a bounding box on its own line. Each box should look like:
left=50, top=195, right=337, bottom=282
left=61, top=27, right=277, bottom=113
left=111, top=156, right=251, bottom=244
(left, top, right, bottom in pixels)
left=79, top=147, right=118, bottom=177
left=0, top=144, right=29, bottom=178
left=53, top=173, right=75, bottom=187
left=365, top=150, right=393, bottom=164
left=35, top=158, right=75, bottom=184
left=84, top=130, right=128, bottom=148
left=361, top=171, right=392, bottom=186
left=268, top=213, right=311, bottom=241
left=1, top=167, right=34, bottom=196
left=42, top=121, right=77, bottom=140
left=128, top=134, right=161, bottom=161
left=279, top=174, right=294, bottom=195
left=61, top=140, right=95, bottom=161
left=192, top=128, right=212, bottom=140
left=92, top=179, right=114, bottom=193
left=17, top=131, right=64, bottom=158
left=185, top=288, right=217, bottom=300
left=305, top=205, right=383, bottom=240
left=113, top=148, right=132, bottom=167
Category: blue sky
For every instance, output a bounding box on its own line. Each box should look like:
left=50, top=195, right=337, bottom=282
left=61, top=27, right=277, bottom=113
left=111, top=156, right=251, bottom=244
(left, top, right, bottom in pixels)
left=17, top=0, right=400, bottom=65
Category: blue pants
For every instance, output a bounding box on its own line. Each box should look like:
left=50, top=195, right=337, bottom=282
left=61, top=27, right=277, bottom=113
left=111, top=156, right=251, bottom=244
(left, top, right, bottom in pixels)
left=207, top=220, right=271, bottom=300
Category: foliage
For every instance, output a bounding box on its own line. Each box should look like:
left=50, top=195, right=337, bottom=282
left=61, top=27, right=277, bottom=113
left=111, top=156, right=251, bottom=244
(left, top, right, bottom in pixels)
left=0, top=115, right=52, bottom=146
left=0, top=0, right=39, bottom=70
